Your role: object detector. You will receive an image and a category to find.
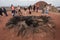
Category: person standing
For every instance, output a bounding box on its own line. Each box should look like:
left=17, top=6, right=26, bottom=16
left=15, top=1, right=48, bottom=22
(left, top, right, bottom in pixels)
left=42, top=7, right=44, bottom=14
left=28, top=5, right=32, bottom=14
left=0, top=8, right=3, bottom=16
left=36, top=7, right=39, bottom=12
left=42, top=5, right=50, bottom=17
left=33, top=5, right=36, bottom=12
left=45, top=5, right=50, bottom=14
left=2, top=7, right=8, bottom=16
left=41, top=5, right=46, bottom=14
left=44, top=5, right=50, bottom=17
left=16, top=5, right=22, bottom=16
left=11, top=5, right=16, bottom=16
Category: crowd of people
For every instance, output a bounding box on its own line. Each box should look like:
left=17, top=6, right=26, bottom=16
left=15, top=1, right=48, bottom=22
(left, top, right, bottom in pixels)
left=0, top=4, right=50, bottom=17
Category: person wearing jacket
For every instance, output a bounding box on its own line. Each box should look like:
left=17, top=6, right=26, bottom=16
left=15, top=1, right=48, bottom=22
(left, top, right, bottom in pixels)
left=2, top=7, right=8, bottom=16
left=0, top=8, right=3, bottom=16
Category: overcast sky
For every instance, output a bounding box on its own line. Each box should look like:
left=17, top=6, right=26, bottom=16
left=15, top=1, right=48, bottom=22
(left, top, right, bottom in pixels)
left=0, top=0, right=60, bottom=7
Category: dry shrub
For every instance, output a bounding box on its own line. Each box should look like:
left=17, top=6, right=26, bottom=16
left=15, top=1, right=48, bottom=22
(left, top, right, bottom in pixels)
left=6, top=16, right=55, bottom=39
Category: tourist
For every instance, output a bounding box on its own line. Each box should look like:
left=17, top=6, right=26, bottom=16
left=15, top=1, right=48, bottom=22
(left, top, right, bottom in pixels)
left=24, top=7, right=27, bottom=11
left=0, top=8, right=3, bottom=16
left=33, top=5, right=36, bottom=12
left=42, top=7, right=44, bottom=14
left=16, top=5, right=22, bottom=16
left=28, top=5, right=32, bottom=14
left=2, top=7, right=8, bottom=16
left=36, top=7, right=39, bottom=12
left=41, top=5, right=46, bottom=14
left=11, top=5, right=16, bottom=16
left=44, top=5, right=50, bottom=16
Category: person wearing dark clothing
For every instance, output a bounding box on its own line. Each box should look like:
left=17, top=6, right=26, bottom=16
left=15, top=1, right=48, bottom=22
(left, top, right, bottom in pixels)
left=29, top=5, right=32, bottom=10
left=0, top=8, right=3, bottom=16
left=36, top=7, right=39, bottom=12
left=2, top=7, right=8, bottom=16
left=42, top=5, right=46, bottom=14
left=17, top=5, right=22, bottom=16
left=42, top=8, right=44, bottom=14
left=33, top=5, right=36, bottom=12
left=28, top=5, right=32, bottom=14
left=11, top=5, right=16, bottom=16
left=24, top=8, right=27, bottom=11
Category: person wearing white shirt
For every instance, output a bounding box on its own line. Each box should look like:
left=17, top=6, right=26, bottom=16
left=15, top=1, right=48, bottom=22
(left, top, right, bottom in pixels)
left=16, top=5, right=22, bottom=16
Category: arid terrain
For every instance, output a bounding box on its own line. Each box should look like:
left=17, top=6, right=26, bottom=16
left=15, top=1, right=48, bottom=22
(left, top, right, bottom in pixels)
left=0, top=10, right=60, bottom=40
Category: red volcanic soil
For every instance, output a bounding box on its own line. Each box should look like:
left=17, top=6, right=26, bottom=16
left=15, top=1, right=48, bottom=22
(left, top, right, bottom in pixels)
left=0, top=11, right=60, bottom=40
left=49, top=12, right=60, bottom=40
